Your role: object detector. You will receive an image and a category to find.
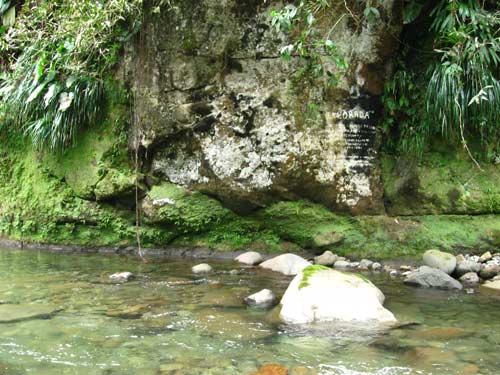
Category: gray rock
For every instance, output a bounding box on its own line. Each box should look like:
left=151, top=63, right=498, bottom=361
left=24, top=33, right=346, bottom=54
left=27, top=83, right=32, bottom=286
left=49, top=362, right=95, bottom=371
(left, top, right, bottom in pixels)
left=389, top=270, right=399, bottom=278
left=235, top=251, right=263, bottom=266
left=333, top=260, right=350, bottom=269
left=459, top=272, right=480, bottom=287
left=359, top=259, right=373, bottom=270
left=479, top=265, right=500, bottom=280
left=109, top=272, right=133, bottom=282
left=456, top=254, right=466, bottom=263
left=192, top=263, right=213, bottom=274
left=400, top=265, right=412, bottom=271
left=244, top=289, right=276, bottom=308
left=423, top=249, right=457, bottom=275
left=481, top=279, right=500, bottom=292
left=371, top=262, right=382, bottom=271
left=314, top=251, right=338, bottom=266
left=350, top=261, right=360, bottom=268
left=456, top=261, right=482, bottom=277
left=404, top=266, right=463, bottom=290
left=260, top=254, right=310, bottom=276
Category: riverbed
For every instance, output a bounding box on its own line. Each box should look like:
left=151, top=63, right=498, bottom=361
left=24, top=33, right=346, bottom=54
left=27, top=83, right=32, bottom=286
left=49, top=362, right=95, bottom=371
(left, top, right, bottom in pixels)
left=0, top=248, right=499, bottom=374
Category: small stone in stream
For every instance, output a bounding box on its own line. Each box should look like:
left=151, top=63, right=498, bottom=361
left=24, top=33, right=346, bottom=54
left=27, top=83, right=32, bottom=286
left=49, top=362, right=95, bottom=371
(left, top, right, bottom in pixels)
left=358, top=259, right=373, bottom=270
left=480, top=251, right=492, bottom=263
left=350, top=262, right=360, bottom=268
left=401, top=271, right=412, bottom=277
left=109, top=272, right=133, bottom=282
left=423, top=249, right=457, bottom=275
left=192, top=263, right=212, bottom=274
left=244, top=289, right=276, bottom=308
left=383, top=265, right=393, bottom=273
left=404, top=266, right=463, bottom=290
left=260, top=254, right=310, bottom=276
left=456, top=254, right=466, bottom=263
left=400, top=265, right=412, bottom=271
left=459, top=272, right=480, bottom=287
left=479, top=265, right=500, bottom=280
left=456, top=261, right=482, bottom=277
left=389, top=270, right=399, bottom=278
left=235, top=251, right=263, bottom=266
left=482, top=279, right=500, bottom=292
left=250, top=364, right=288, bottom=375
left=314, top=251, right=338, bottom=266
left=333, top=260, right=350, bottom=269
left=229, top=269, right=239, bottom=275
left=371, top=262, right=382, bottom=271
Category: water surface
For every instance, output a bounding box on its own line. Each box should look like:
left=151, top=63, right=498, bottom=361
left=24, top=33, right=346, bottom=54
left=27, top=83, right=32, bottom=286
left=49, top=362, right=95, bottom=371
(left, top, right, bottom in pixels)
left=0, top=249, right=499, bottom=375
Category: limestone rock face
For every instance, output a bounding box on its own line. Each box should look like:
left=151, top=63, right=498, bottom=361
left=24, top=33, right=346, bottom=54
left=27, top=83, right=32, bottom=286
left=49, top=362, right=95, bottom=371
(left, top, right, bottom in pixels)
left=124, top=0, right=404, bottom=214
left=423, top=249, right=457, bottom=275
left=279, top=268, right=397, bottom=324
left=260, top=254, right=310, bottom=276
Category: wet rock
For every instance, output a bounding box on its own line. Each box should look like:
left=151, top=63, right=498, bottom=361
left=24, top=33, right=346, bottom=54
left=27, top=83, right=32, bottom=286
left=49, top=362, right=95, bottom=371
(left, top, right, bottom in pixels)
left=481, top=279, right=500, bottom=292
left=192, top=264, right=213, bottom=274
left=456, top=261, right=482, bottom=277
left=333, top=260, right=350, bottom=269
left=413, top=327, right=471, bottom=340
left=404, top=266, right=463, bottom=290
left=0, top=304, right=60, bottom=323
left=479, top=264, right=500, bottom=280
left=459, top=272, right=480, bottom=287
left=260, top=254, right=310, bottom=276
left=244, top=289, right=276, bottom=309
left=109, top=272, right=133, bottom=282
left=480, top=251, right=492, bottom=263
left=399, top=265, right=412, bottom=272
left=106, top=303, right=150, bottom=319
left=404, top=347, right=456, bottom=367
left=423, top=249, right=456, bottom=275
left=235, top=251, right=263, bottom=266
left=280, top=267, right=397, bottom=324
left=358, top=259, right=373, bottom=270
left=371, top=262, right=382, bottom=271
left=314, top=251, right=338, bottom=266
left=250, top=364, right=288, bottom=375
left=390, top=270, right=399, bottom=278
left=459, top=364, right=480, bottom=375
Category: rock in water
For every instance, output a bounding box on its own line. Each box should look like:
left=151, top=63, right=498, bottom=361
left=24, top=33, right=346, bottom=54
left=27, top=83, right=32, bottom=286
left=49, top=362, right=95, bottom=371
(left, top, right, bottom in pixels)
left=480, top=265, right=500, bottom=280
left=235, top=251, right=263, bottom=266
left=260, top=254, right=310, bottom=276
left=279, top=266, right=397, bottom=324
left=314, top=251, right=338, bottom=266
left=456, top=261, right=482, bottom=277
left=482, top=280, right=500, bottom=292
left=423, top=250, right=456, bottom=274
left=250, top=364, right=288, bottom=375
left=0, top=304, right=60, bottom=323
left=244, top=289, right=276, bottom=308
left=459, top=272, right=480, bottom=287
left=404, top=266, right=463, bottom=290
left=109, top=272, right=133, bottom=282
left=192, top=263, right=212, bottom=274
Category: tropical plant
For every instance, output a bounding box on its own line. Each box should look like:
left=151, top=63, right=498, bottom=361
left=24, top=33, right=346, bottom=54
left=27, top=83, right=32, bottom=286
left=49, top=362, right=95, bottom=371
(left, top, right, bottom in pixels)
left=0, top=0, right=142, bottom=152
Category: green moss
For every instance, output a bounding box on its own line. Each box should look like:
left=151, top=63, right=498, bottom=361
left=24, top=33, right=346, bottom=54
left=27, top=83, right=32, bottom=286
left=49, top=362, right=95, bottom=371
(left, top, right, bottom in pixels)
left=299, top=265, right=330, bottom=289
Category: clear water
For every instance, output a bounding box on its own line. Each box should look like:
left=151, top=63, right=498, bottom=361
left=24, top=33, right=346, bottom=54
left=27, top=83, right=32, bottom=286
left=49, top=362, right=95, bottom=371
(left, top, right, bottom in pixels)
left=0, top=249, right=499, bottom=375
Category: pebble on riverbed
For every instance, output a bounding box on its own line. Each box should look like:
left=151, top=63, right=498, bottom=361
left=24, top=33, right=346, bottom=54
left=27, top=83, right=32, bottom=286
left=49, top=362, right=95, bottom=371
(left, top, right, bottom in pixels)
left=109, top=272, right=133, bottom=282
left=192, top=263, right=213, bottom=274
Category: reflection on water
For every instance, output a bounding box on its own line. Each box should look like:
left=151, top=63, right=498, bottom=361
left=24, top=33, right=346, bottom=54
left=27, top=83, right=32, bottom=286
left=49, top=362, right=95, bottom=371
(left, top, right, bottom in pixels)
left=0, top=249, right=499, bottom=375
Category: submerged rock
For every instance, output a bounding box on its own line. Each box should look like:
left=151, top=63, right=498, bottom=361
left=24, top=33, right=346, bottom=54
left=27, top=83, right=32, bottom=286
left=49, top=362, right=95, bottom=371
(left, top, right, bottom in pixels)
left=280, top=266, right=397, bottom=324
left=404, top=266, right=463, bottom=290
left=235, top=251, right=263, bottom=266
left=244, top=289, right=276, bottom=309
left=109, top=272, right=133, bottom=282
left=260, top=254, right=310, bottom=276
left=0, top=304, right=60, bottom=323
left=459, top=272, right=480, bottom=287
left=192, top=263, right=213, bottom=274
left=250, top=364, right=288, bottom=375
left=313, top=251, right=338, bottom=266
left=423, top=250, right=456, bottom=275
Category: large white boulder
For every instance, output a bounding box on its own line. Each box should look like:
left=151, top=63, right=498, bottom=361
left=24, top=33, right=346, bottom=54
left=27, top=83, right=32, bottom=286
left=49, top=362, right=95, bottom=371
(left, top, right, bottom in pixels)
left=279, top=266, right=397, bottom=324
left=235, top=251, right=263, bottom=266
left=259, top=253, right=310, bottom=276
left=423, top=249, right=457, bottom=275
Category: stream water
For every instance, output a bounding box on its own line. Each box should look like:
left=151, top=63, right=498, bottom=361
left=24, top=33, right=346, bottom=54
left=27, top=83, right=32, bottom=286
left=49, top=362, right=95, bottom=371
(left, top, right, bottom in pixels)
left=0, top=248, right=499, bottom=375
